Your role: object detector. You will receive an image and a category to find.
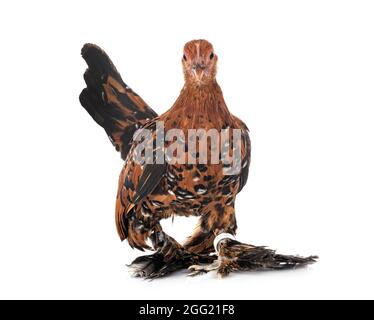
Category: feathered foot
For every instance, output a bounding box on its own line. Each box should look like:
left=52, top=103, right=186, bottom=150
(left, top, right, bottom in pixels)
left=128, top=252, right=165, bottom=278
left=128, top=250, right=216, bottom=279
left=188, top=238, right=318, bottom=278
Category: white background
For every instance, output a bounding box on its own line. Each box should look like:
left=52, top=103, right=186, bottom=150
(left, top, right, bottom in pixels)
left=0, top=0, right=373, bottom=300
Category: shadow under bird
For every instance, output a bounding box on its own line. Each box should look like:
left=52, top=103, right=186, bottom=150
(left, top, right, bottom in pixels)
left=79, top=39, right=317, bottom=278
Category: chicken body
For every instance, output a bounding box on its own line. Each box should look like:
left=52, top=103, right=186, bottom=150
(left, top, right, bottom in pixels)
left=80, top=40, right=316, bottom=278
left=116, top=80, right=249, bottom=256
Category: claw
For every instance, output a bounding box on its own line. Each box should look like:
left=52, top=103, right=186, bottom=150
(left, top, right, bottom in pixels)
left=188, top=269, right=208, bottom=277
left=187, top=260, right=220, bottom=276
left=188, top=264, right=205, bottom=271
left=187, top=264, right=208, bottom=277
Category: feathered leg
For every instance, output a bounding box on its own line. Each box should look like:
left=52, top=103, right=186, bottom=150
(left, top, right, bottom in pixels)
left=183, top=223, right=215, bottom=254
left=189, top=237, right=318, bottom=277
left=128, top=226, right=215, bottom=279
left=187, top=201, right=317, bottom=277
left=184, top=203, right=237, bottom=254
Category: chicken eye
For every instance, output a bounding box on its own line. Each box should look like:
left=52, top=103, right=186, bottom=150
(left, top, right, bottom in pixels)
left=210, top=52, right=214, bottom=60
left=183, top=54, right=187, bottom=61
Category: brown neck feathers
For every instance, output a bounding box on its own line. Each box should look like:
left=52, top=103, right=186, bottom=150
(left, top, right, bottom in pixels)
left=161, top=81, right=235, bottom=130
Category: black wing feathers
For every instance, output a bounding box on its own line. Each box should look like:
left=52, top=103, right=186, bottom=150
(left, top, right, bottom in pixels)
left=238, top=129, right=251, bottom=193
left=133, top=163, right=167, bottom=204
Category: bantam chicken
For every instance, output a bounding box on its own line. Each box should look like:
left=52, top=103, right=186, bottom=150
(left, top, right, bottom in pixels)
left=79, top=40, right=317, bottom=278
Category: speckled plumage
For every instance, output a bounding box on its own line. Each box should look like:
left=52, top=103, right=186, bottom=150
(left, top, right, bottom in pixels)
left=80, top=40, right=316, bottom=278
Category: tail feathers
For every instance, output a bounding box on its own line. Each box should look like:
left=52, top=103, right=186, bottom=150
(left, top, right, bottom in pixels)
left=81, top=43, right=120, bottom=81
left=80, top=44, right=157, bottom=160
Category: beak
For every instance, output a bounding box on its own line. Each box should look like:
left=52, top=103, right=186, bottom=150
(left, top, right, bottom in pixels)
left=191, top=63, right=206, bottom=81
